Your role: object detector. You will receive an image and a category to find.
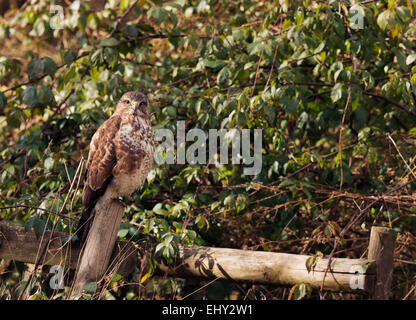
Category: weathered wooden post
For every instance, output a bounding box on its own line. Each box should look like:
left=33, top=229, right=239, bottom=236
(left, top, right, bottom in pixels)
left=71, top=201, right=125, bottom=296
left=367, top=226, right=396, bottom=300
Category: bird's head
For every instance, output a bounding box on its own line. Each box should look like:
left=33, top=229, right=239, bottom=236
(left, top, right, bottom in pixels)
left=116, top=91, right=149, bottom=117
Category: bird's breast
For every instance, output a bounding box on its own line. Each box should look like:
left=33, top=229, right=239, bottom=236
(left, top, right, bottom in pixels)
left=112, top=119, right=154, bottom=196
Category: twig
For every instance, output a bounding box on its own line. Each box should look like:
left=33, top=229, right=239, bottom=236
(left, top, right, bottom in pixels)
left=17, top=159, right=84, bottom=299
left=2, top=53, right=89, bottom=94
left=41, top=66, right=90, bottom=133
left=363, top=90, right=416, bottom=118
left=156, top=72, right=202, bottom=90
left=387, top=134, right=416, bottom=179
left=108, top=1, right=137, bottom=38
left=264, top=16, right=283, bottom=91
left=320, top=176, right=416, bottom=291
left=0, top=205, right=77, bottom=221
left=251, top=36, right=268, bottom=98
left=338, top=88, right=352, bottom=191
left=0, top=150, right=26, bottom=168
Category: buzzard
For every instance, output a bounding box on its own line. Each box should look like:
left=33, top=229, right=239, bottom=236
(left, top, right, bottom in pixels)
left=76, top=91, right=154, bottom=243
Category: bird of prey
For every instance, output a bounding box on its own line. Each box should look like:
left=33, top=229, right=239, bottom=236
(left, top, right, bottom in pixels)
left=76, top=91, right=154, bottom=243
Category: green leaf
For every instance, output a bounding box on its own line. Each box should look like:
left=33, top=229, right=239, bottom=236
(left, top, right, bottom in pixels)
left=288, top=283, right=311, bottom=300
left=406, top=54, right=416, bottom=66
left=280, top=97, right=297, bottom=115
left=124, top=25, right=138, bottom=39
left=33, top=217, right=46, bottom=238
left=247, top=40, right=264, bottom=56
left=6, top=108, right=21, bottom=128
left=137, top=24, right=155, bottom=33
left=44, top=157, right=55, bottom=171
left=152, top=203, right=168, bottom=216
left=110, top=274, right=123, bottom=285
left=27, top=57, right=57, bottom=80
left=204, top=60, right=226, bottom=69
left=100, top=37, right=120, bottom=47
left=63, top=66, right=76, bottom=84
left=63, top=50, right=77, bottom=65
left=42, top=57, right=58, bottom=77
left=377, top=10, right=395, bottom=31
left=155, top=242, right=165, bottom=254
left=37, top=86, right=56, bottom=107
left=331, top=83, right=343, bottom=102
left=24, top=216, right=36, bottom=232
left=22, top=86, right=39, bottom=107
left=25, top=216, right=47, bottom=239
left=217, top=66, right=232, bottom=86
left=395, top=7, right=411, bottom=23
left=82, top=282, right=97, bottom=293
left=149, top=7, right=168, bottom=24
left=28, top=60, right=44, bottom=81
left=118, top=228, right=129, bottom=237
left=314, top=41, right=326, bottom=54
left=279, top=179, right=295, bottom=187
left=305, top=255, right=318, bottom=273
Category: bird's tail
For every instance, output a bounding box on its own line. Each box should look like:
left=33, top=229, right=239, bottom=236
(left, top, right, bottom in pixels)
left=75, top=207, right=94, bottom=244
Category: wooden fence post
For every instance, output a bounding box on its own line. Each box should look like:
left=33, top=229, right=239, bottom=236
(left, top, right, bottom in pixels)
left=71, top=200, right=124, bottom=296
left=367, top=226, right=396, bottom=300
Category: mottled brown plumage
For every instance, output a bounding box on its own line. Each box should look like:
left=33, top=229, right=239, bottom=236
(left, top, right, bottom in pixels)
left=76, top=92, right=154, bottom=243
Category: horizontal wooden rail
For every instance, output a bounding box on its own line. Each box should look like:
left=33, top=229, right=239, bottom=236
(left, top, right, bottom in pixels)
left=0, top=223, right=376, bottom=293
left=158, top=246, right=375, bottom=292
left=0, top=223, right=136, bottom=277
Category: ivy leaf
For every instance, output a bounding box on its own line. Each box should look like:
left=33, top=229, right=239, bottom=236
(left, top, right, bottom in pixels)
left=33, top=217, right=47, bottom=239
left=117, top=228, right=129, bottom=237
left=24, top=216, right=36, bottom=232
left=25, top=216, right=47, bottom=239
left=82, top=282, right=97, bottom=293
left=110, top=274, right=123, bottom=285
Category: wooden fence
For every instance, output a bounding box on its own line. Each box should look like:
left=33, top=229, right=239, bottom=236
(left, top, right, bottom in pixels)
left=0, top=216, right=395, bottom=299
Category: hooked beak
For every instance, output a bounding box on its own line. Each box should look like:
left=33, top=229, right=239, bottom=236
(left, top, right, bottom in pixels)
left=133, top=102, right=145, bottom=116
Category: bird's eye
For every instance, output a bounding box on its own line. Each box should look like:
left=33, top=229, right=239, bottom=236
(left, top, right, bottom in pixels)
left=125, top=99, right=130, bottom=104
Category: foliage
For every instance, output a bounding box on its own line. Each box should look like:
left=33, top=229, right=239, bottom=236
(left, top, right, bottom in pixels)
left=1, top=0, right=416, bottom=300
